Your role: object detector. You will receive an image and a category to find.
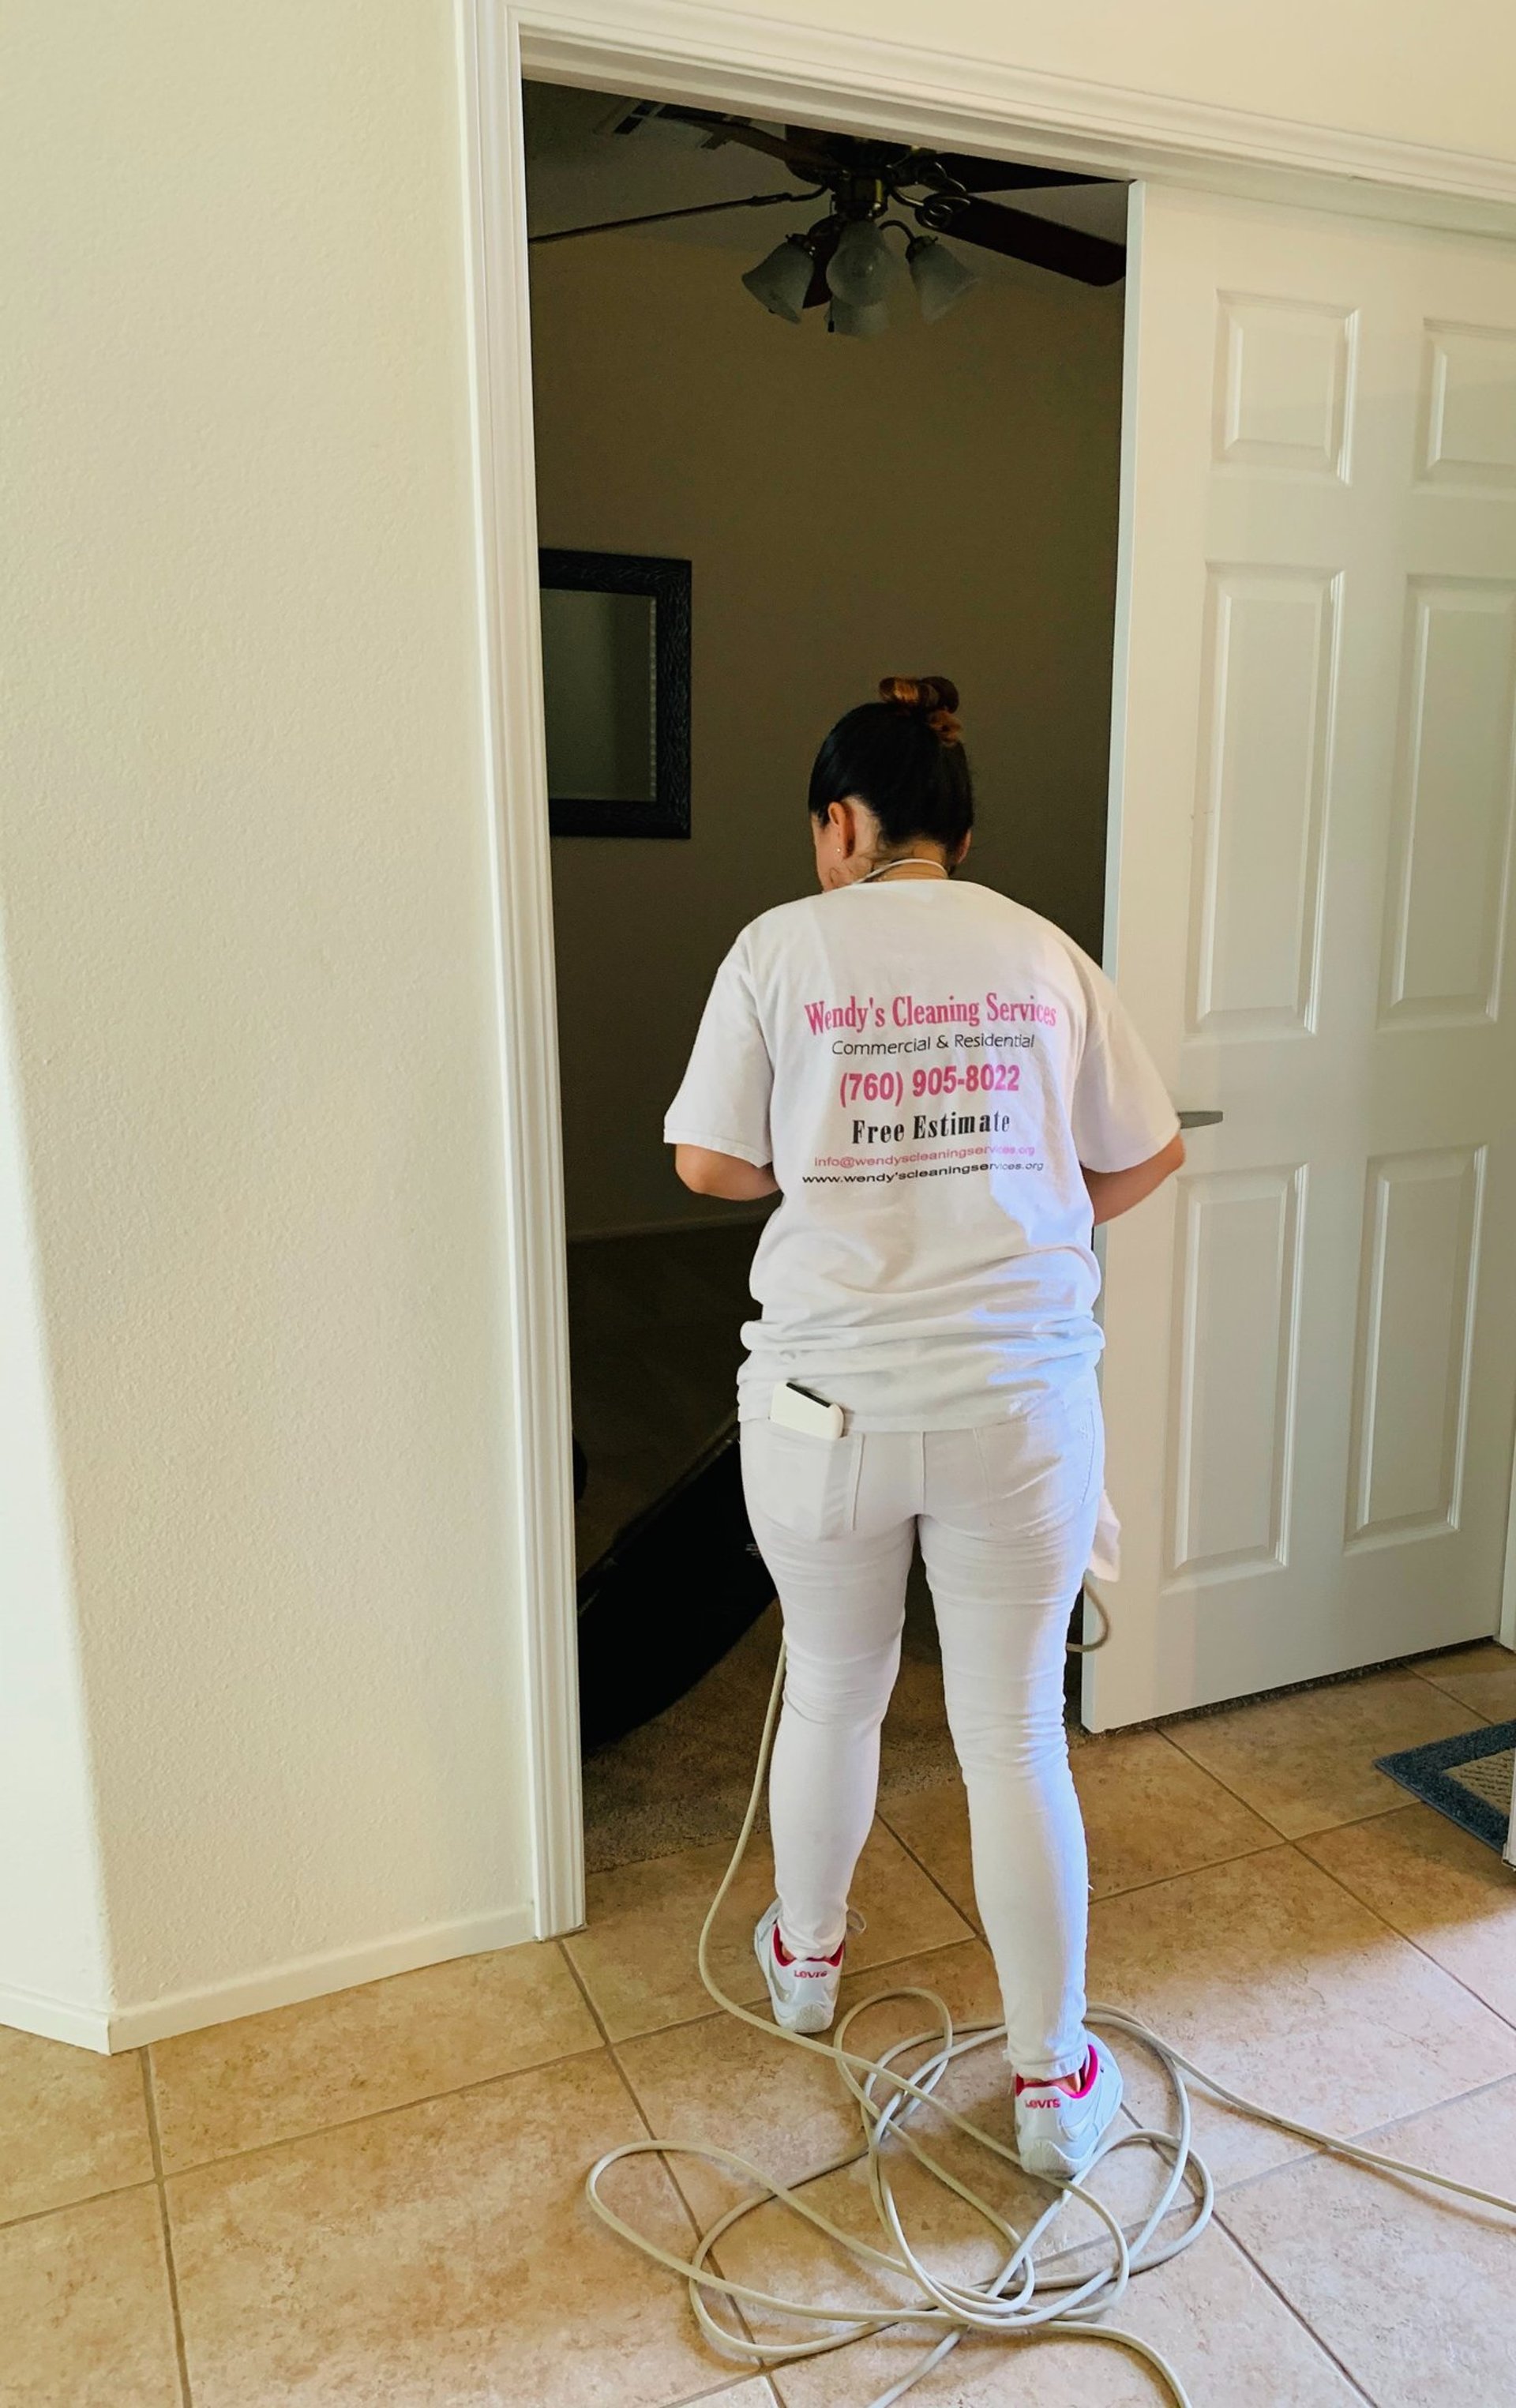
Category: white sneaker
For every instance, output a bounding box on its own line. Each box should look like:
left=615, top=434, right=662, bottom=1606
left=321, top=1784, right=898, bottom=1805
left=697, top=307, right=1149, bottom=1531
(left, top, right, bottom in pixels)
left=753, top=1900, right=846, bottom=2036
left=1013, top=2038, right=1123, bottom=2181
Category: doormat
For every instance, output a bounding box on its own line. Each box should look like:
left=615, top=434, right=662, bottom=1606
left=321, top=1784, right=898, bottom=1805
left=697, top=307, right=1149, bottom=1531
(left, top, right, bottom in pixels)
left=1375, top=1721, right=1514, bottom=1855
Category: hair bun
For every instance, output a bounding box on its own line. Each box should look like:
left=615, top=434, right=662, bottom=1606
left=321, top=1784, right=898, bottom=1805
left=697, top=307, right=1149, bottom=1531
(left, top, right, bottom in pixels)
left=878, top=674, right=963, bottom=746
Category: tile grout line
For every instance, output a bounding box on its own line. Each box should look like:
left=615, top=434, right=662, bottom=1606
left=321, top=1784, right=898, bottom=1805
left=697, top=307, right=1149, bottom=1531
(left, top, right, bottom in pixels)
left=871, top=1806, right=981, bottom=1933
left=1159, top=1681, right=1510, bottom=1834
left=13, top=1778, right=1495, bottom=2215
left=1337, top=2060, right=1516, bottom=2154
left=88, top=2027, right=598, bottom=2194
left=877, top=1790, right=1292, bottom=1920
left=1211, top=2057, right=1516, bottom=2408
left=1156, top=1722, right=1342, bottom=1839
left=1089, top=1831, right=1288, bottom=1906
left=1206, top=2060, right=1516, bottom=2207
left=604, top=2030, right=764, bottom=2364
left=1216, top=2222, right=1380, bottom=2406
left=140, top=2048, right=194, bottom=2408
left=658, top=2372, right=782, bottom=2408
left=0, top=2173, right=164, bottom=2238
left=555, top=1936, right=611, bottom=2040
left=564, top=1922, right=993, bottom=2055
left=1289, top=1841, right=1516, bottom=2043
left=1407, top=1658, right=1507, bottom=1719
left=602, top=2037, right=771, bottom=2367
left=1155, top=1728, right=1465, bottom=1851
left=558, top=1940, right=770, bottom=2370
left=564, top=1818, right=1364, bottom=2065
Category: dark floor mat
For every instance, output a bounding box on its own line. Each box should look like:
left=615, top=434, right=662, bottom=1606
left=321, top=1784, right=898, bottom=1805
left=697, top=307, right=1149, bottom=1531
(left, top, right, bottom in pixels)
left=576, top=1423, right=774, bottom=1752
left=1375, top=1721, right=1514, bottom=1854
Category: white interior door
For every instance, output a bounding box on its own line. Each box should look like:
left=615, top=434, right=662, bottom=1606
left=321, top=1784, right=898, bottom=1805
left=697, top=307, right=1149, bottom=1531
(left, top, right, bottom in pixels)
left=1089, top=184, right=1516, bottom=1728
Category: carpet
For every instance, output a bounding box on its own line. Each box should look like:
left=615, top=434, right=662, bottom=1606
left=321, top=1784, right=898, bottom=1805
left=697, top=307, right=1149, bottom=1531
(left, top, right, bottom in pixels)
left=581, top=1574, right=964, bottom=1878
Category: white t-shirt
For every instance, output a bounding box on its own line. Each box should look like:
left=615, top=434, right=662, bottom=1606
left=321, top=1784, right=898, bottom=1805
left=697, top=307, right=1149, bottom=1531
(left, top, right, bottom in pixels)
left=665, top=878, right=1179, bottom=1429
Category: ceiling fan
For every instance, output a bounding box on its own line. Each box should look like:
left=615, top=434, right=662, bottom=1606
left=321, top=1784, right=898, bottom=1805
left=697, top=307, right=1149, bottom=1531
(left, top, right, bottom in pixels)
left=529, top=103, right=1125, bottom=336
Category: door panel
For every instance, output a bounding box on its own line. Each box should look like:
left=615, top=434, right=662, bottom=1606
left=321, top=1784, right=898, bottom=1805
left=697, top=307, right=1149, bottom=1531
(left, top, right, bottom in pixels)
left=1380, top=580, right=1516, bottom=1023
left=1346, top=1146, right=1483, bottom=1546
left=1089, top=186, right=1516, bottom=1726
left=1166, top=1164, right=1304, bottom=1583
left=1188, top=567, right=1337, bottom=1035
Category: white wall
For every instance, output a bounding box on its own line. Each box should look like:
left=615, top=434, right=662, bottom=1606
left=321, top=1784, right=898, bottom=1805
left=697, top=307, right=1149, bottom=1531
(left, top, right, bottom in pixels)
left=3, top=0, right=1515, bottom=2042
left=533, top=231, right=1124, bottom=1237
left=2, top=0, right=533, bottom=2041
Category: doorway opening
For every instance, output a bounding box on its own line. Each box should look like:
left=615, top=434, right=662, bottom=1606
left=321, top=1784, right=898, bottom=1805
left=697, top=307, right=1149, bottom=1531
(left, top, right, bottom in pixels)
left=522, top=79, right=1131, bottom=1880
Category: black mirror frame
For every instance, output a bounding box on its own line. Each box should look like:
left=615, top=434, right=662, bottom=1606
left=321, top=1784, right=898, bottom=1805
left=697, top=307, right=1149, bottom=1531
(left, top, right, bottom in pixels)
left=538, top=547, right=692, bottom=839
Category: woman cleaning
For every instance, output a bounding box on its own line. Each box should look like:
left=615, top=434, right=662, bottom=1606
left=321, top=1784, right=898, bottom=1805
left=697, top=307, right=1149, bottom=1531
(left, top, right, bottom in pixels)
left=664, top=677, right=1184, bottom=2181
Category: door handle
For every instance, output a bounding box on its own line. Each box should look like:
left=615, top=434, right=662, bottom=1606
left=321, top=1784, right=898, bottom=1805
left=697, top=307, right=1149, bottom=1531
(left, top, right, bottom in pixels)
left=1177, top=1109, right=1224, bottom=1129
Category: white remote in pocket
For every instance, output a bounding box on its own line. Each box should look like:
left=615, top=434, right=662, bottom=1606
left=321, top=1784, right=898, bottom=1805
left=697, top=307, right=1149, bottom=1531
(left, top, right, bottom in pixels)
left=770, top=1381, right=846, bottom=1441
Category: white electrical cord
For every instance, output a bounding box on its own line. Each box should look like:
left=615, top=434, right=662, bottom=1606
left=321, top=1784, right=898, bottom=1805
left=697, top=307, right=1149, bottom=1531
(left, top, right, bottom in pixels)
left=587, top=1640, right=1516, bottom=2406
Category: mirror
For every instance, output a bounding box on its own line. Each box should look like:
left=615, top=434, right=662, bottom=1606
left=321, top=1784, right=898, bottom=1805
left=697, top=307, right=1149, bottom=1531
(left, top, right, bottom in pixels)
left=538, top=549, right=692, bottom=837
left=541, top=589, right=655, bottom=806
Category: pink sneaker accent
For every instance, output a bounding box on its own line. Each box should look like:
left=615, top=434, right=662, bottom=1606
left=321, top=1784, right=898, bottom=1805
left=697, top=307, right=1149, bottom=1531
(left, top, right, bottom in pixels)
left=1015, top=2048, right=1098, bottom=2102
left=754, top=1900, right=847, bottom=2034
left=1013, top=2038, right=1124, bottom=2179
left=773, top=1927, right=845, bottom=1971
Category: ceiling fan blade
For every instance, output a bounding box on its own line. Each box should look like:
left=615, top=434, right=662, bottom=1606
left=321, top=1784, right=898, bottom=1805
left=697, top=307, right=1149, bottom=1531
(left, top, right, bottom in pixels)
left=640, top=103, right=836, bottom=177
left=529, top=192, right=812, bottom=246
left=927, top=197, right=1125, bottom=285
left=915, top=154, right=1113, bottom=194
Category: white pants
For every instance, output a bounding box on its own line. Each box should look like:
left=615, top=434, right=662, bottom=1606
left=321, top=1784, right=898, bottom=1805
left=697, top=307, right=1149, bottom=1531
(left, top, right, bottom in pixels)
left=740, top=1377, right=1102, bottom=2081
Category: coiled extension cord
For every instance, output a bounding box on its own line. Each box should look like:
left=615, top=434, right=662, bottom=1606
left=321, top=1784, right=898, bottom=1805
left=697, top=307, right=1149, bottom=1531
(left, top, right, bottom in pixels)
left=587, top=1641, right=1516, bottom=2406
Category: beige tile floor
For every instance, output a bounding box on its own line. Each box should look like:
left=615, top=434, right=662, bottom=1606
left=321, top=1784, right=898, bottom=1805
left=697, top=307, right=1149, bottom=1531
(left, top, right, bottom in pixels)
left=5, top=1641, right=1514, bottom=2406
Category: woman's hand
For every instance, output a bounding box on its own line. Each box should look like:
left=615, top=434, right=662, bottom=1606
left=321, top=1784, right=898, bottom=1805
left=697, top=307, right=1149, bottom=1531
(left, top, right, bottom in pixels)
left=1081, top=1131, right=1185, bottom=1226
left=674, top=1145, right=780, bottom=1202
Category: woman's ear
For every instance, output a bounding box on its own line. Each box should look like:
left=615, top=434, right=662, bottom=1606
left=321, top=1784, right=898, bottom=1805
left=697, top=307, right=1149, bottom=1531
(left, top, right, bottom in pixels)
left=953, top=829, right=974, bottom=867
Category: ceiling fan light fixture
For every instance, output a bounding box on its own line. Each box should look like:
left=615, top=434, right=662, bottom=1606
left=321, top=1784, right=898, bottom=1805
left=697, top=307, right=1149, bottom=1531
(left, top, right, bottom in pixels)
left=740, top=235, right=815, bottom=322
left=827, top=296, right=890, bottom=340
left=825, top=218, right=897, bottom=306
left=906, top=234, right=978, bottom=322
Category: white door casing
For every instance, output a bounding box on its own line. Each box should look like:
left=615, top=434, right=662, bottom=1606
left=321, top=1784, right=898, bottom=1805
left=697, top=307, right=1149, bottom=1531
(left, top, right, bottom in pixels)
left=461, top=0, right=1516, bottom=1922
left=1090, top=185, right=1516, bottom=1727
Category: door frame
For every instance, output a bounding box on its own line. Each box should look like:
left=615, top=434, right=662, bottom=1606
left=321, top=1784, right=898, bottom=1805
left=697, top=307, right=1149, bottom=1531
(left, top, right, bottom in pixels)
left=456, top=0, right=1516, bottom=1940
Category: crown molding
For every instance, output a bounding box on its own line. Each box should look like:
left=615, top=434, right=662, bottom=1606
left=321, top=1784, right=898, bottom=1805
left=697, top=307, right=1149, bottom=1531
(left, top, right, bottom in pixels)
left=516, top=0, right=1516, bottom=232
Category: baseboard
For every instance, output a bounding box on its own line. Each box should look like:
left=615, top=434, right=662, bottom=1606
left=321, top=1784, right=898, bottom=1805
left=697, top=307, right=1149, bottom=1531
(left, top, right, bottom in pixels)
left=0, top=1978, right=115, bottom=2053
left=0, top=1901, right=539, bottom=2055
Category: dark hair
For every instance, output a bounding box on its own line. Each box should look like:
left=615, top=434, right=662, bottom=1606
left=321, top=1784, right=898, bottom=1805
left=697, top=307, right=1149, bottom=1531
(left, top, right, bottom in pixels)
left=807, top=676, right=974, bottom=853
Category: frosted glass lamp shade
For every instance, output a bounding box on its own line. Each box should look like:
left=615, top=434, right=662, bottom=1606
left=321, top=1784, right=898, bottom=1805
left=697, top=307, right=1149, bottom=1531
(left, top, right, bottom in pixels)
left=741, top=237, right=815, bottom=323
left=825, top=220, right=896, bottom=306
left=906, top=235, right=978, bottom=323
left=827, top=297, right=890, bottom=340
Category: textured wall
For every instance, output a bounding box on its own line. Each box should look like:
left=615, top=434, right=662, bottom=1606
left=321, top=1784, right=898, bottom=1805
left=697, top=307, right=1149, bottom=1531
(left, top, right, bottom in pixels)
left=1, top=0, right=531, bottom=2027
